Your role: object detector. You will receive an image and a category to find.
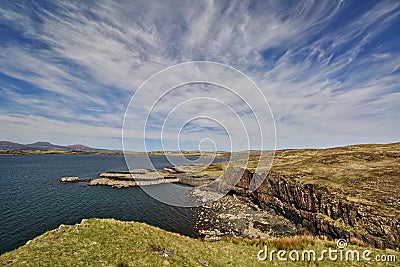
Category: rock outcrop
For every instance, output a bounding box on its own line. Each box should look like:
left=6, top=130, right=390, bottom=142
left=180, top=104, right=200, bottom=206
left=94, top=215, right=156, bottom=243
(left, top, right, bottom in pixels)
left=89, top=169, right=179, bottom=188
left=62, top=166, right=217, bottom=188
left=94, top=167, right=218, bottom=188
left=232, top=167, right=400, bottom=250
left=195, top=193, right=297, bottom=241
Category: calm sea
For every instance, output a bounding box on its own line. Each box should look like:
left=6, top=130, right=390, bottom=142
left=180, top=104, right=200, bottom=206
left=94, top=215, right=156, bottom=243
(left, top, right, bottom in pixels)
left=0, top=154, right=218, bottom=254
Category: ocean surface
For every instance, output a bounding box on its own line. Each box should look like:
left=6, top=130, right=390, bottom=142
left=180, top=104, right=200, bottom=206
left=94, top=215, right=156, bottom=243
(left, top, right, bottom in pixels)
left=0, top=154, right=220, bottom=254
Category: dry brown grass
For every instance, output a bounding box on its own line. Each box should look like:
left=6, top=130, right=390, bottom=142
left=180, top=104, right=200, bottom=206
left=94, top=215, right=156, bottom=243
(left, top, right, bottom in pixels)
left=269, top=236, right=316, bottom=250
left=220, top=235, right=316, bottom=250
left=245, top=142, right=400, bottom=218
left=349, top=238, right=367, bottom=247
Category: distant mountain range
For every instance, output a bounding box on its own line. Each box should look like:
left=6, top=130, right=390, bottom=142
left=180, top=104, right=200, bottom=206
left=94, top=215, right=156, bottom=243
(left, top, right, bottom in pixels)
left=0, top=141, right=112, bottom=152
left=0, top=141, right=230, bottom=155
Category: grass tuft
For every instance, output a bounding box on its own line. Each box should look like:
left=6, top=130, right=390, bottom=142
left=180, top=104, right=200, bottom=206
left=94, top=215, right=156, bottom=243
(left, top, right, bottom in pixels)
left=269, top=236, right=315, bottom=250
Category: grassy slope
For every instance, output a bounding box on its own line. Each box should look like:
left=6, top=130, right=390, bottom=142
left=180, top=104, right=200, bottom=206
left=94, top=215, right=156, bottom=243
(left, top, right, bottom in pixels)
left=1, top=219, right=398, bottom=266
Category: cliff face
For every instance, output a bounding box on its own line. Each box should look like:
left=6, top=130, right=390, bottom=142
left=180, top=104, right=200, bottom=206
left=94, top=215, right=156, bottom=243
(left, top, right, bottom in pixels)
left=233, top=168, right=400, bottom=250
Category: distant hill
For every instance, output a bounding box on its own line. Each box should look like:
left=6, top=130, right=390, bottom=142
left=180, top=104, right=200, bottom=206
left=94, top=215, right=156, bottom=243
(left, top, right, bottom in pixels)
left=0, top=141, right=112, bottom=152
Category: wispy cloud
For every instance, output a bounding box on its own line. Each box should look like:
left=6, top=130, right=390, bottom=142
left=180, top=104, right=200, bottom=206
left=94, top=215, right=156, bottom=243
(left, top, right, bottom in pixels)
left=0, top=0, right=399, bottom=150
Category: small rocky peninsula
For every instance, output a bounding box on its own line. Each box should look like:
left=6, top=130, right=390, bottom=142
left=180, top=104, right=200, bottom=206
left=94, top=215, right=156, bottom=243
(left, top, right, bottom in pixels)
left=60, top=165, right=218, bottom=188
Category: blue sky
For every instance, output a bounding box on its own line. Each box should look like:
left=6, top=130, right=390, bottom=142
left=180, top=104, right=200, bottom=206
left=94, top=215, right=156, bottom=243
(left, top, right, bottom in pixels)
left=0, top=0, right=399, bottom=151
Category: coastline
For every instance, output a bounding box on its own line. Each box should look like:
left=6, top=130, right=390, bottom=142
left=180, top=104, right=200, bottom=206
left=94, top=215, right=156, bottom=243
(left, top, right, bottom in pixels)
left=0, top=149, right=229, bottom=157
left=2, top=142, right=399, bottom=260
left=57, top=142, right=400, bottom=250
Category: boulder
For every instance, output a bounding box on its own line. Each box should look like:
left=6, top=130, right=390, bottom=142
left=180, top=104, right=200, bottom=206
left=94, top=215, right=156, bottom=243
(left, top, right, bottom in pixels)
left=60, top=176, right=81, bottom=183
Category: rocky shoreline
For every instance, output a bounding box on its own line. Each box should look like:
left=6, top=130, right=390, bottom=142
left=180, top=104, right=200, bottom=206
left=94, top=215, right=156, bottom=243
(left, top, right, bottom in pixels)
left=59, top=142, right=400, bottom=250
left=60, top=164, right=400, bottom=250
left=195, top=193, right=297, bottom=241
left=232, top=167, right=400, bottom=250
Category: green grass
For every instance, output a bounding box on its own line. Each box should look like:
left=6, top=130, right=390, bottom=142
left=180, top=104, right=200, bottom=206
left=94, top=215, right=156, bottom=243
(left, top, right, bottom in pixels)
left=1, top=219, right=398, bottom=266
left=193, top=161, right=228, bottom=177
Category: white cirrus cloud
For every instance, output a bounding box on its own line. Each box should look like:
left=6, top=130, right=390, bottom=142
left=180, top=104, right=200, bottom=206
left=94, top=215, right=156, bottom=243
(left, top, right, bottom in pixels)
left=0, top=0, right=399, bottom=150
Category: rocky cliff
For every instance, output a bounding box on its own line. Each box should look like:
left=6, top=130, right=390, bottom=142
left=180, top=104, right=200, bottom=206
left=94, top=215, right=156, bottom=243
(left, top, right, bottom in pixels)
left=231, top=143, right=400, bottom=250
